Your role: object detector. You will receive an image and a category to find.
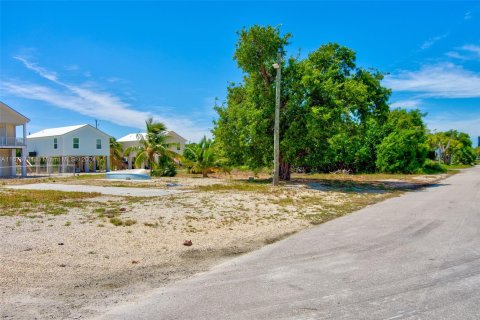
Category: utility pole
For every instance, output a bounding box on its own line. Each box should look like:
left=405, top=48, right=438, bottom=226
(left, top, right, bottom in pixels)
left=273, top=51, right=281, bottom=186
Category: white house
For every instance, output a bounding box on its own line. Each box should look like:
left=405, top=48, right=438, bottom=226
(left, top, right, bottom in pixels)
left=117, top=131, right=187, bottom=169
left=27, top=124, right=111, bottom=173
left=0, top=101, right=29, bottom=177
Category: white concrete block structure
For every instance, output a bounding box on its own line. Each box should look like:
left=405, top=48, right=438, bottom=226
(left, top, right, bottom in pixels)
left=27, top=124, right=111, bottom=173
left=117, top=131, right=186, bottom=169
left=0, top=101, right=29, bottom=178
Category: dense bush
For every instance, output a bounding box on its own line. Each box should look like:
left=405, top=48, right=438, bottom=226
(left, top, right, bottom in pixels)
left=422, top=159, right=447, bottom=174
left=375, top=109, right=428, bottom=173
left=151, top=162, right=177, bottom=177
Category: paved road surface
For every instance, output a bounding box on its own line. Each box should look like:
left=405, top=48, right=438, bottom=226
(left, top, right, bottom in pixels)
left=98, top=167, right=480, bottom=319
left=7, top=183, right=185, bottom=197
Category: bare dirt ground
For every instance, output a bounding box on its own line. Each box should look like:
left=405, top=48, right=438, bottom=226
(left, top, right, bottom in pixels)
left=0, top=172, right=448, bottom=319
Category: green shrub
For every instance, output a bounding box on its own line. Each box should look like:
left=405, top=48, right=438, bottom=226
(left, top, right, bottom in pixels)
left=422, top=159, right=447, bottom=174
left=109, top=217, right=123, bottom=226
left=161, top=162, right=177, bottom=177
left=151, top=162, right=177, bottom=177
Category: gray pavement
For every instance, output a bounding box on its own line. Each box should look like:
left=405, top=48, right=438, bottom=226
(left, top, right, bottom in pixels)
left=6, top=183, right=185, bottom=197
left=98, top=166, right=480, bottom=320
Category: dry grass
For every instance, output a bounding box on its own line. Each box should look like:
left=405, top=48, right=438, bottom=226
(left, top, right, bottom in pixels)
left=0, top=189, right=101, bottom=216
left=292, top=172, right=447, bottom=184
left=193, top=182, right=271, bottom=193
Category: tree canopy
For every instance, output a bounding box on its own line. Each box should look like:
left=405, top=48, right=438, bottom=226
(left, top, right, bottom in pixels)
left=213, top=25, right=475, bottom=178
left=214, top=25, right=394, bottom=178
left=427, top=130, right=476, bottom=165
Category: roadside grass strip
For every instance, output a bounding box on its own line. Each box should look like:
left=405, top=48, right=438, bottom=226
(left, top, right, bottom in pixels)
left=0, top=189, right=101, bottom=216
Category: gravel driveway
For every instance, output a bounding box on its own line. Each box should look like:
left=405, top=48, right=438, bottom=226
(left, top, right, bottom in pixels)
left=6, top=183, right=186, bottom=197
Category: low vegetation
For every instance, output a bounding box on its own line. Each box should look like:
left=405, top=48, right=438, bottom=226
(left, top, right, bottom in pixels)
left=0, top=189, right=101, bottom=216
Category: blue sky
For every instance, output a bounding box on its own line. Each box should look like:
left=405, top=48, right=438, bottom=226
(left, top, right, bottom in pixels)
left=1, top=1, right=479, bottom=145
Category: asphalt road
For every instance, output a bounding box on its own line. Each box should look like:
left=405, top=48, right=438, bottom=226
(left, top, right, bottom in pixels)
left=98, top=166, right=480, bottom=320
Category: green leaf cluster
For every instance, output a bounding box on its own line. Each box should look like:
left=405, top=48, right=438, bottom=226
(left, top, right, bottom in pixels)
left=427, top=130, right=476, bottom=165
left=375, top=109, right=428, bottom=173
left=183, top=136, right=220, bottom=177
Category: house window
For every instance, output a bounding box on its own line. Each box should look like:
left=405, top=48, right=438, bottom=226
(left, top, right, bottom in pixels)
left=96, top=139, right=102, bottom=149
left=73, top=138, right=79, bottom=149
left=54, top=138, right=58, bottom=149
left=177, top=143, right=181, bottom=151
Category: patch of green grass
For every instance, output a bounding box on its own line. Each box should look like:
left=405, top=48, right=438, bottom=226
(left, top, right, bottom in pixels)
left=144, top=222, right=159, bottom=228
left=0, top=189, right=101, bottom=216
left=446, top=164, right=474, bottom=170
left=194, top=182, right=271, bottom=193
left=64, top=221, right=71, bottom=227
left=109, top=217, right=137, bottom=227
left=124, top=219, right=137, bottom=226
left=109, top=217, right=123, bottom=226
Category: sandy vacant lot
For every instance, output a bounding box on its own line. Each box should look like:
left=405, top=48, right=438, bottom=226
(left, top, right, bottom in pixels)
left=0, top=173, right=445, bottom=319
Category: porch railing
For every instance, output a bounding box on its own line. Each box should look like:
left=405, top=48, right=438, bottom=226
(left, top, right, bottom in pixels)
left=0, top=137, right=26, bottom=146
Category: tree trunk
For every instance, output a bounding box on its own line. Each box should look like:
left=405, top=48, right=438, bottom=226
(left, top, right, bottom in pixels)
left=202, top=169, right=208, bottom=178
left=279, top=158, right=291, bottom=181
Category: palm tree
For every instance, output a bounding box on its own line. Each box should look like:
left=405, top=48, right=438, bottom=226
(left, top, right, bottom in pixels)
left=109, top=137, right=124, bottom=170
left=184, top=136, right=217, bottom=177
left=125, top=118, right=177, bottom=174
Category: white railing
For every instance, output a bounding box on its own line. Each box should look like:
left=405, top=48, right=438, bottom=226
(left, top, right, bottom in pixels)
left=0, top=163, right=77, bottom=177
left=0, top=137, right=26, bottom=146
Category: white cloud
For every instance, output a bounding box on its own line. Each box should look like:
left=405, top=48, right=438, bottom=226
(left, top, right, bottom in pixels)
left=390, top=99, right=422, bottom=109
left=461, top=44, right=480, bottom=56
left=446, top=44, right=480, bottom=61
left=13, top=56, right=58, bottom=81
left=464, top=11, right=472, bottom=20
left=420, top=33, right=449, bottom=50
left=383, top=63, right=480, bottom=98
left=65, top=64, right=79, bottom=71
left=426, top=116, right=480, bottom=143
left=3, top=56, right=211, bottom=141
left=445, top=51, right=467, bottom=60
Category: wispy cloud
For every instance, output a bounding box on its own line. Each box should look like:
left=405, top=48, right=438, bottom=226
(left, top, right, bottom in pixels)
left=383, top=63, right=480, bottom=98
left=464, top=11, right=472, bottom=20
left=446, top=44, right=480, bottom=61
left=390, top=99, right=422, bottom=109
left=2, top=56, right=211, bottom=141
left=426, top=115, right=480, bottom=142
left=420, top=33, right=449, bottom=50
left=13, top=56, right=58, bottom=81
left=65, top=64, right=79, bottom=71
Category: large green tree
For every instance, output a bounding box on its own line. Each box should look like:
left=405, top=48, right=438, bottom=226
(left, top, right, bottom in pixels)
left=427, top=130, right=476, bottom=165
left=213, top=25, right=391, bottom=179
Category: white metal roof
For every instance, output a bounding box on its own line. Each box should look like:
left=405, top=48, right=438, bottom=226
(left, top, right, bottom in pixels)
left=27, top=124, right=88, bottom=138
left=117, top=133, right=147, bottom=142
left=117, top=131, right=186, bottom=142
